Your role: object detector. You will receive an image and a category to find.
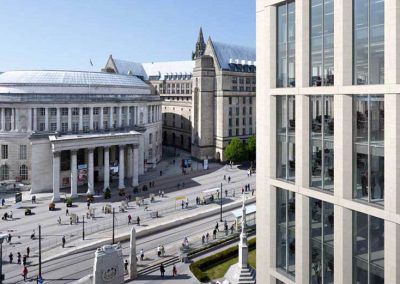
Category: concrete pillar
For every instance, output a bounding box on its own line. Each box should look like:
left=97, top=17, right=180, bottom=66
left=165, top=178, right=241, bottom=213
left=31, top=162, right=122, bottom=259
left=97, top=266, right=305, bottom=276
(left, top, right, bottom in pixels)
left=334, top=95, right=353, bottom=199
left=68, top=107, right=72, bottom=132
left=385, top=94, right=400, bottom=213
left=132, top=146, right=139, bottom=186
left=110, top=107, right=114, bottom=129
left=44, top=108, right=48, bottom=131
left=334, top=205, right=353, bottom=284
left=118, top=145, right=125, bottom=189
left=118, top=106, right=122, bottom=128
left=385, top=0, right=400, bottom=84
left=14, top=108, right=19, bottom=131
left=104, top=147, right=110, bottom=191
left=56, top=107, right=61, bottom=132
left=52, top=152, right=61, bottom=202
left=1, top=108, right=5, bottom=131
left=129, top=226, right=137, bottom=279
left=127, top=106, right=131, bottom=127
left=334, top=0, right=353, bottom=86
left=33, top=108, right=37, bottom=131
left=79, top=107, right=83, bottom=131
left=295, top=0, right=310, bottom=87
left=28, top=108, right=32, bottom=131
left=295, top=194, right=309, bottom=284
left=11, top=108, right=15, bottom=131
left=87, top=148, right=94, bottom=195
left=385, top=221, right=400, bottom=283
left=70, top=150, right=78, bottom=198
left=89, top=107, right=94, bottom=131
left=295, top=95, right=310, bottom=186
left=126, top=146, right=133, bottom=179
left=97, top=147, right=104, bottom=181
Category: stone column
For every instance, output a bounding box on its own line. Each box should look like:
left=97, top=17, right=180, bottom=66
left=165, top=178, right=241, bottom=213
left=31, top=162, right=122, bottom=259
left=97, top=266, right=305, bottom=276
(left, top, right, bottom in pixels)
left=132, top=146, right=139, bottom=186
left=1, top=108, right=5, bottom=131
left=68, top=107, right=72, bottom=132
left=100, top=107, right=104, bottom=130
left=14, top=108, right=19, bottom=131
left=79, top=107, right=83, bottom=131
left=104, top=146, right=110, bottom=191
left=89, top=107, right=94, bottom=131
left=110, top=107, right=114, bottom=129
left=385, top=0, right=400, bottom=84
left=33, top=108, right=37, bottom=131
left=295, top=194, right=310, bottom=284
left=126, top=146, right=133, bottom=179
left=118, top=145, right=125, bottom=189
left=127, top=106, right=131, bottom=127
left=52, top=152, right=61, bottom=202
left=118, top=106, right=122, bottom=128
left=28, top=108, right=32, bottom=131
left=11, top=108, right=15, bottom=131
left=87, top=148, right=94, bottom=195
left=129, top=226, right=137, bottom=279
left=56, top=107, right=61, bottom=132
left=44, top=108, right=48, bottom=131
left=70, top=150, right=78, bottom=198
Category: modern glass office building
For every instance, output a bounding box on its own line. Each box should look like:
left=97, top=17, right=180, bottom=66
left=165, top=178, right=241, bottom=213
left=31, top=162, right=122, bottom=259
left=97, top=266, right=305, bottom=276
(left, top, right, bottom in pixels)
left=256, top=0, right=399, bottom=283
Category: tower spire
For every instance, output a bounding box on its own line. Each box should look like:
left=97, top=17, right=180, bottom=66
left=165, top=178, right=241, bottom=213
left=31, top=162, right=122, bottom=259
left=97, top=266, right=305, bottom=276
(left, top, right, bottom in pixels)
left=192, top=27, right=206, bottom=60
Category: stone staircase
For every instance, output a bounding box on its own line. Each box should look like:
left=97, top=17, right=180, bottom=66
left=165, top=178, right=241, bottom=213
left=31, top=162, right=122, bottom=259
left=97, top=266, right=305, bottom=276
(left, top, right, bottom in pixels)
left=237, top=266, right=256, bottom=284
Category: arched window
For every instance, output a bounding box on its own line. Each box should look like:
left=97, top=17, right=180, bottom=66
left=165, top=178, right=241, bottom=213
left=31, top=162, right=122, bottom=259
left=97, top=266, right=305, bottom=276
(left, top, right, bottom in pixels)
left=20, top=165, right=28, bottom=180
left=0, top=165, right=9, bottom=181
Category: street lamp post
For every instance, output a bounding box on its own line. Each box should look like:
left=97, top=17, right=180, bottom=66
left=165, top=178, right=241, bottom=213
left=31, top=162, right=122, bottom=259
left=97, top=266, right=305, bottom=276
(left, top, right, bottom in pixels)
left=38, top=225, right=42, bottom=281
left=0, top=234, right=8, bottom=284
left=112, top=207, right=115, bottom=244
left=82, top=216, right=85, bottom=240
left=220, top=183, right=223, bottom=222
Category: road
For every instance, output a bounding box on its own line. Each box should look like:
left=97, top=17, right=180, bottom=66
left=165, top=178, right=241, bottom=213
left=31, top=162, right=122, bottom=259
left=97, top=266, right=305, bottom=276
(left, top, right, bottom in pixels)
left=4, top=209, right=240, bottom=283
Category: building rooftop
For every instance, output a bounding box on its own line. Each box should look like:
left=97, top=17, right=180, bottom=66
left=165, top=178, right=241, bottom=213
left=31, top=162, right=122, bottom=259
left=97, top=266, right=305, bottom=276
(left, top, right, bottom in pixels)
left=0, top=70, right=149, bottom=88
left=211, top=41, right=256, bottom=71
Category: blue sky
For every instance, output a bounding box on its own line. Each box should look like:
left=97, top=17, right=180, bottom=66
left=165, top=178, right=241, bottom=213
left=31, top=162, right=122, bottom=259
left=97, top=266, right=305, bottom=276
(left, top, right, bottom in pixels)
left=0, top=0, right=255, bottom=71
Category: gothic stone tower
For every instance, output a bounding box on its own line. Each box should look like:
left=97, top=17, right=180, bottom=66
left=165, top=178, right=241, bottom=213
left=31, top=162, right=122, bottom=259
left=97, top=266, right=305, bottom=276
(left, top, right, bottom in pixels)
left=191, top=55, right=215, bottom=160
left=192, top=28, right=206, bottom=60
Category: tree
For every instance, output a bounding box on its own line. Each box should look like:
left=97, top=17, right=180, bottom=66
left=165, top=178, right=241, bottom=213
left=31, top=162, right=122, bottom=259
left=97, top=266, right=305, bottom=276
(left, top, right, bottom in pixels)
left=225, top=138, right=248, bottom=163
left=247, top=136, right=256, bottom=162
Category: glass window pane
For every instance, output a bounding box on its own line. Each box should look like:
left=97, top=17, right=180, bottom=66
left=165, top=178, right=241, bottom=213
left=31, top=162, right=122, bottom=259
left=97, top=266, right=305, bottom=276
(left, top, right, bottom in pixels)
left=311, top=139, right=323, bottom=188
left=355, top=96, right=369, bottom=143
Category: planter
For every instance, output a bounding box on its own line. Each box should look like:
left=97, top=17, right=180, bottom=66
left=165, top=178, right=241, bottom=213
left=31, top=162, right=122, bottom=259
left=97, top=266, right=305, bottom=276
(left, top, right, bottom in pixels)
left=48, top=203, right=56, bottom=211
left=104, top=188, right=111, bottom=199
left=25, top=209, right=32, bottom=216
left=66, top=197, right=73, bottom=207
left=86, top=194, right=94, bottom=203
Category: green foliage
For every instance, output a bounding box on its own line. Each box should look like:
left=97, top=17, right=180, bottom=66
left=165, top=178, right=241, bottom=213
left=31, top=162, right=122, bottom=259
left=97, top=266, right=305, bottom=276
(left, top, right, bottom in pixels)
left=190, top=238, right=256, bottom=282
left=224, top=138, right=248, bottom=163
left=104, top=188, right=111, bottom=199
left=247, top=135, right=256, bottom=161
left=66, top=197, right=73, bottom=206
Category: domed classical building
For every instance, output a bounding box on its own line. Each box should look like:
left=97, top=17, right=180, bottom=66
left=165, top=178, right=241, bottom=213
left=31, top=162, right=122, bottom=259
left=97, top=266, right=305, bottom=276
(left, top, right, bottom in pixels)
left=0, top=70, right=162, bottom=201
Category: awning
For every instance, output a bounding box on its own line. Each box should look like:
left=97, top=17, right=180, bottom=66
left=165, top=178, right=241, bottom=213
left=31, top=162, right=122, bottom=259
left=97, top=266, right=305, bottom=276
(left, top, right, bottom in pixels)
left=231, top=203, right=256, bottom=219
left=202, top=188, right=220, bottom=195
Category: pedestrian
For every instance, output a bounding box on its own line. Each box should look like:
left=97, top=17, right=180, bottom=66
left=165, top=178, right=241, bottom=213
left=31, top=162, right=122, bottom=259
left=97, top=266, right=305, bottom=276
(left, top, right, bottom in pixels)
left=201, top=235, right=205, bottom=245
left=26, top=247, right=30, bottom=257
left=158, top=190, right=161, bottom=197
left=128, top=214, right=132, bottom=224
left=137, top=216, right=140, bottom=226
left=225, top=189, right=228, bottom=197
left=228, top=176, right=231, bottom=182
left=70, top=216, right=73, bottom=225
left=157, top=245, right=161, bottom=257
left=7, top=233, right=12, bottom=243
left=224, top=175, right=226, bottom=181
left=22, top=255, right=27, bottom=266
left=252, top=188, right=255, bottom=196
left=124, top=260, right=128, bottom=273
left=9, top=210, right=13, bottom=220
left=160, top=263, right=165, bottom=278
left=185, top=200, right=189, bottom=208
left=206, top=233, right=210, bottom=243
left=215, top=221, right=219, bottom=231
left=161, top=190, right=164, bottom=198
left=181, top=200, right=184, bottom=210
left=213, top=229, right=217, bottom=240
left=62, top=235, right=66, bottom=248
left=161, top=245, right=165, bottom=256
left=230, top=224, right=234, bottom=234
left=140, top=248, right=145, bottom=260
left=76, top=215, right=79, bottom=223
left=17, top=252, right=21, bottom=264
left=1, top=198, right=4, bottom=206
left=8, top=252, right=13, bottom=263
left=172, top=264, right=177, bottom=277
left=22, top=266, right=28, bottom=282
left=30, top=230, right=35, bottom=240
left=242, top=187, right=244, bottom=194
left=66, top=208, right=69, bottom=216
left=87, top=201, right=90, bottom=209
left=57, top=216, right=61, bottom=225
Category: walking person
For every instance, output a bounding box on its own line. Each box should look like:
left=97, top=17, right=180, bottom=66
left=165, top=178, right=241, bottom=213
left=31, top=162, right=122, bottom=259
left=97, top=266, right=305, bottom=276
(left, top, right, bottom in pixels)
left=65, top=208, right=69, bottom=216
left=17, top=252, right=21, bottom=264
left=172, top=264, right=177, bottom=277
left=225, top=189, right=228, bottom=197
left=7, top=233, right=12, bottom=244
left=228, top=176, right=231, bottom=183
left=140, top=249, right=144, bottom=261
left=157, top=245, right=161, bottom=257
left=128, top=214, right=132, bottom=224
left=8, top=252, right=13, bottom=263
left=206, top=233, right=210, bottom=243
left=62, top=235, right=66, bottom=248
left=22, top=255, right=27, bottom=266
left=22, top=266, right=28, bottom=282
left=213, top=228, right=217, bottom=240
left=137, top=216, right=141, bottom=226
left=215, top=221, right=219, bottom=232
left=124, top=260, right=129, bottom=273
left=201, top=235, right=205, bottom=245
left=160, top=263, right=165, bottom=278
left=1, top=198, right=5, bottom=206
left=26, top=247, right=30, bottom=257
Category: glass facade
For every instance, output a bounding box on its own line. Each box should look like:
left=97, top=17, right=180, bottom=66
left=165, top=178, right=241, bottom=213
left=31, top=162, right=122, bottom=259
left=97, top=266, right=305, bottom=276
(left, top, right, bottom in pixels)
left=310, top=95, right=334, bottom=192
left=310, top=0, right=334, bottom=86
left=277, top=96, right=296, bottom=181
left=353, top=0, right=385, bottom=85
left=310, top=199, right=334, bottom=284
left=277, top=188, right=296, bottom=276
left=277, top=1, right=296, bottom=88
left=353, top=211, right=384, bottom=284
left=353, top=95, right=384, bottom=206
